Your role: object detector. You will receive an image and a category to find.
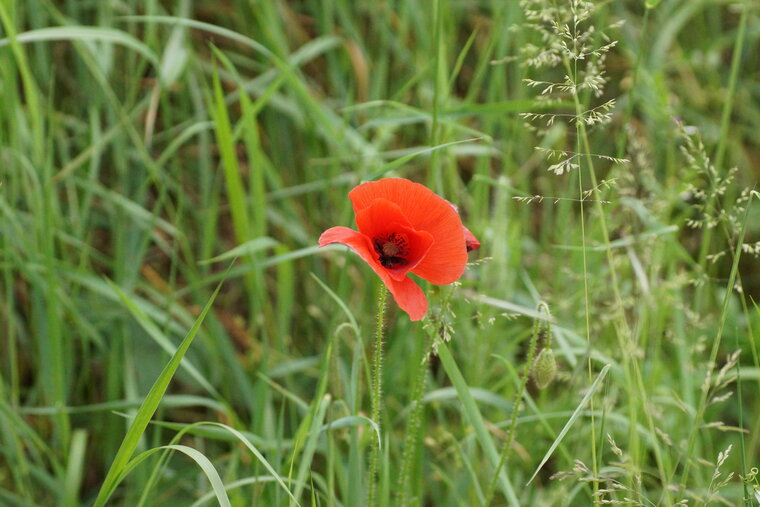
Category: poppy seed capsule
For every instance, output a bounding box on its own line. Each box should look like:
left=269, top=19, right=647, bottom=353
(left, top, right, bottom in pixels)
left=373, top=232, right=410, bottom=268
left=532, top=348, right=557, bottom=389
left=382, top=242, right=399, bottom=256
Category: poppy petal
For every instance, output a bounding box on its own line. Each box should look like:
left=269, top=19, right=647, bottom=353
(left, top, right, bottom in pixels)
left=355, top=198, right=434, bottom=281
left=380, top=274, right=428, bottom=321
left=318, top=226, right=377, bottom=266
left=463, top=226, right=480, bottom=252
left=445, top=200, right=480, bottom=252
left=349, top=178, right=467, bottom=284
left=355, top=197, right=412, bottom=235
left=318, top=226, right=428, bottom=321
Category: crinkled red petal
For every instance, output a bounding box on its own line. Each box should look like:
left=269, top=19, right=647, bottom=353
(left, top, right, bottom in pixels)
left=349, top=178, right=467, bottom=284
left=318, top=226, right=429, bottom=321
left=355, top=198, right=434, bottom=281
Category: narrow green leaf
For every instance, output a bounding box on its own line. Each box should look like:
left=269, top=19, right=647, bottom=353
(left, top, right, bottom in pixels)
left=198, top=237, right=279, bottom=265
left=210, top=59, right=251, bottom=244
left=62, top=430, right=87, bottom=507
left=0, top=26, right=159, bottom=68
left=117, top=445, right=231, bottom=507
left=436, top=343, right=519, bottom=505
left=167, top=445, right=231, bottom=507
left=195, top=423, right=299, bottom=505
left=107, top=280, right=221, bottom=399
left=93, top=281, right=223, bottom=507
left=366, top=137, right=486, bottom=180
left=159, top=19, right=190, bottom=86
left=318, top=415, right=380, bottom=442
left=293, top=395, right=331, bottom=503
left=19, top=395, right=226, bottom=416
left=189, top=477, right=304, bottom=507
left=422, top=387, right=512, bottom=413
left=310, top=272, right=360, bottom=336
left=527, top=364, right=611, bottom=485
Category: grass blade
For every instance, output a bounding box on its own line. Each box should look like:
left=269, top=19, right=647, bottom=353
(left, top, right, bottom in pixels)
left=526, top=363, right=611, bottom=485
left=0, top=26, right=159, bottom=68
left=106, top=280, right=221, bottom=399
left=117, top=445, right=232, bottom=507
left=92, top=280, right=224, bottom=506
left=184, top=422, right=300, bottom=506
left=198, top=237, right=279, bottom=265
left=62, top=429, right=87, bottom=507
left=436, top=342, right=519, bottom=505
left=366, top=137, right=486, bottom=180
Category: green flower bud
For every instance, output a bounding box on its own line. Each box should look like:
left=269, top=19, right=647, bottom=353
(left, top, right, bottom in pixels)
left=532, top=348, right=557, bottom=389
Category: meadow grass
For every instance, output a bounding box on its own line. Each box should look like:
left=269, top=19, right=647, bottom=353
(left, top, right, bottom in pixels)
left=1, top=0, right=759, bottom=505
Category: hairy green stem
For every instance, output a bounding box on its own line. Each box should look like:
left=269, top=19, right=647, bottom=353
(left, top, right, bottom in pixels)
left=368, top=286, right=387, bottom=507
left=397, top=331, right=434, bottom=506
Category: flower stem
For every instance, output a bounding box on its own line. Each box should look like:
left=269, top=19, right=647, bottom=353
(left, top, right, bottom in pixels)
left=484, top=302, right=547, bottom=506
left=397, top=330, right=434, bottom=506
left=368, top=285, right=387, bottom=507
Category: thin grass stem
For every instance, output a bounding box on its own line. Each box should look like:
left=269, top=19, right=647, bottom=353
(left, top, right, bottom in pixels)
left=695, top=0, right=749, bottom=304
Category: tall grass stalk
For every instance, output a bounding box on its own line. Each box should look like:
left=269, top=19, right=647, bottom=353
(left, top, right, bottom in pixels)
left=543, top=12, right=678, bottom=502
left=735, top=329, right=749, bottom=506
left=695, top=0, right=750, bottom=290
left=571, top=46, right=599, bottom=494
left=571, top=84, right=672, bottom=504
left=676, top=190, right=756, bottom=499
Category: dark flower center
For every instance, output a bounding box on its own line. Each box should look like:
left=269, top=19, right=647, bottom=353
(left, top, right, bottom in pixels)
left=373, top=232, right=409, bottom=269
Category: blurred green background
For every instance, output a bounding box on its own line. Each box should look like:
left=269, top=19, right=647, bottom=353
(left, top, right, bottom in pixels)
left=1, top=0, right=759, bottom=505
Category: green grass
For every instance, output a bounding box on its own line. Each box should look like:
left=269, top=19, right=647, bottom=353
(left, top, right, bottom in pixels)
left=1, top=0, right=759, bottom=505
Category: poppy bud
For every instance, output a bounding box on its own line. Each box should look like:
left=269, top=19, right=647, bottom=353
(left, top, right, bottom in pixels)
left=532, top=348, right=557, bottom=389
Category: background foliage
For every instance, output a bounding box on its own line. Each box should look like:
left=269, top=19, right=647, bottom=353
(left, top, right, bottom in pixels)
left=1, top=0, right=759, bottom=505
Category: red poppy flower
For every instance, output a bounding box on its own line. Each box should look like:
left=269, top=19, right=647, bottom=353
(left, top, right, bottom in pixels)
left=319, top=178, right=479, bottom=321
